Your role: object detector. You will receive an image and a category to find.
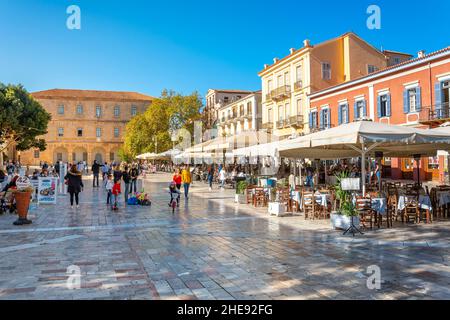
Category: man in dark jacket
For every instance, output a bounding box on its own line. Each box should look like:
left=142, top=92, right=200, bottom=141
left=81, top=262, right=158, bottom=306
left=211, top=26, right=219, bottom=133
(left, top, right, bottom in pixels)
left=129, top=165, right=139, bottom=193
left=91, top=160, right=103, bottom=187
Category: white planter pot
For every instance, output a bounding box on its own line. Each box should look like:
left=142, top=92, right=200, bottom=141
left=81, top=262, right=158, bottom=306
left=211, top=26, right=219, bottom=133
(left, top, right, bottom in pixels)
left=330, top=213, right=360, bottom=230
left=268, top=202, right=286, bottom=216
left=235, top=194, right=247, bottom=204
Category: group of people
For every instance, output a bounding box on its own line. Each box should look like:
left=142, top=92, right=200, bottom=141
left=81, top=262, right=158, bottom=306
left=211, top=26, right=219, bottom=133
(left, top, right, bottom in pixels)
left=63, top=160, right=142, bottom=209
left=169, top=165, right=192, bottom=207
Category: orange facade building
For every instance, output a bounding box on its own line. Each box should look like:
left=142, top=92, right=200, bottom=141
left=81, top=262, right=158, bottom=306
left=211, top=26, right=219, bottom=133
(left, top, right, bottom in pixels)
left=20, top=89, right=153, bottom=166
left=308, top=47, right=450, bottom=182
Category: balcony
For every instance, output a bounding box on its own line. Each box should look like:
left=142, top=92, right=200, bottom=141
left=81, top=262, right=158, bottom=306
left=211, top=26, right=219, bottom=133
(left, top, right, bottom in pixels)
left=287, top=115, right=304, bottom=128
left=261, top=122, right=274, bottom=132
left=294, top=80, right=303, bottom=91
left=276, top=120, right=285, bottom=129
left=243, top=112, right=252, bottom=119
left=268, top=85, right=291, bottom=102
left=419, top=103, right=450, bottom=125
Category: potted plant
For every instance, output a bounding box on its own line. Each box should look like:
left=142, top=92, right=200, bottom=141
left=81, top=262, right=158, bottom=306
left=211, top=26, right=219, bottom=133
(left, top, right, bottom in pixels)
left=13, top=176, right=34, bottom=225
left=268, top=187, right=288, bottom=217
left=235, top=181, right=248, bottom=204
left=330, top=172, right=360, bottom=230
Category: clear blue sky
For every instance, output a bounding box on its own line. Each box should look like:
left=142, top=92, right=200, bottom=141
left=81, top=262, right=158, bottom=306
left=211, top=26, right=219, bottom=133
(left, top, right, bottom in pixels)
left=1, top=0, right=449, bottom=100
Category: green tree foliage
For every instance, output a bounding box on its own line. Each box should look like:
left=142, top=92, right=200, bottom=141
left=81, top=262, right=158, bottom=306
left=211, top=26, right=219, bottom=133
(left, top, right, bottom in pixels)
left=122, top=90, right=203, bottom=159
left=0, top=83, right=51, bottom=152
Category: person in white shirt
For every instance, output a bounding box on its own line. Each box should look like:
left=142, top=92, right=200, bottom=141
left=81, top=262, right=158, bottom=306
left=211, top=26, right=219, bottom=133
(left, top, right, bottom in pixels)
left=219, top=167, right=226, bottom=189
left=105, top=174, right=114, bottom=205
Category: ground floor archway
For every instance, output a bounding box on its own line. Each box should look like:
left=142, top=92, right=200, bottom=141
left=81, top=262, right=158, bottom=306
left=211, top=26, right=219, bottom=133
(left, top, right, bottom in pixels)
left=53, top=147, right=69, bottom=164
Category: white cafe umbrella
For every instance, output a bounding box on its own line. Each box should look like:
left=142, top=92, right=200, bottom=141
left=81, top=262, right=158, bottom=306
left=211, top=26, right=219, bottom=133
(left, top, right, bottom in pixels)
left=278, top=121, right=422, bottom=195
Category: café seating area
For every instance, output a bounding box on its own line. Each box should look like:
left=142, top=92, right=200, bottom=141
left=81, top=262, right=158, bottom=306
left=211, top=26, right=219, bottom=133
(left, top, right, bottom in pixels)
left=244, top=178, right=450, bottom=231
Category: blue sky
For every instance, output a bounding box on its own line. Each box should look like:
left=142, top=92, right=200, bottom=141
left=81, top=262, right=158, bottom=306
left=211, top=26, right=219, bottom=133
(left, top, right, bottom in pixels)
left=1, top=0, right=449, bottom=100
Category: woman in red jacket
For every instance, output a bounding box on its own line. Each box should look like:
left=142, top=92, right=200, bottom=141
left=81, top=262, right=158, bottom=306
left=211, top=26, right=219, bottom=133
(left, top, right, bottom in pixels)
left=173, top=168, right=182, bottom=190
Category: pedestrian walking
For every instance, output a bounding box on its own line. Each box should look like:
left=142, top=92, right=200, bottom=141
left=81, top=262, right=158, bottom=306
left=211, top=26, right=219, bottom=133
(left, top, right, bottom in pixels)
left=207, top=165, right=214, bottom=191
left=101, top=162, right=109, bottom=185
left=173, top=168, right=182, bottom=190
left=181, top=164, right=192, bottom=199
left=105, top=174, right=114, bottom=205
left=64, top=164, right=84, bottom=209
left=219, top=166, right=227, bottom=189
left=91, top=160, right=102, bottom=187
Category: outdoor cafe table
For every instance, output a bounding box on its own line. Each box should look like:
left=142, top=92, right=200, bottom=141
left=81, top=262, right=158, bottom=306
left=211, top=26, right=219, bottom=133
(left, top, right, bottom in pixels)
left=371, top=197, right=387, bottom=215
left=436, top=190, right=450, bottom=207
left=398, top=193, right=432, bottom=223
left=297, top=192, right=330, bottom=210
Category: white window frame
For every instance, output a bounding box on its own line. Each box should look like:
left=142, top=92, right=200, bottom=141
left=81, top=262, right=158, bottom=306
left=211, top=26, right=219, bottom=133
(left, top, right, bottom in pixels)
left=114, top=127, right=120, bottom=137
left=379, top=94, right=389, bottom=117
left=76, top=105, right=83, bottom=115
left=356, top=99, right=365, bottom=119
left=57, top=127, right=64, bottom=137
left=285, top=103, right=290, bottom=119
left=57, top=105, right=65, bottom=115
left=131, top=106, right=138, bottom=116
left=96, top=106, right=102, bottom=118
left=339, top=103, right=348, bottom=124
left=278, top=105, right=284, bottom=121
left=296, top=65, right=303, bottom=82
left=408, top=88, right=418, bottom=113
left=96, top=127, right=102, bottom=138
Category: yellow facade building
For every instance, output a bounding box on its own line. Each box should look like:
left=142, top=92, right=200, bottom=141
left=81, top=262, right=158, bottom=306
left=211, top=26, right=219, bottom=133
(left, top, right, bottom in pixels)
left=258, top=32, right=390, bottom=138
left=20, top=89, right=153, bottom=166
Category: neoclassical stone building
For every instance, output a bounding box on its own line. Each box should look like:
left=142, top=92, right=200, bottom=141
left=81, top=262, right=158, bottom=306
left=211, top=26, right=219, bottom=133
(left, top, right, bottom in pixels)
left=20, top=89, right=153, bottom=166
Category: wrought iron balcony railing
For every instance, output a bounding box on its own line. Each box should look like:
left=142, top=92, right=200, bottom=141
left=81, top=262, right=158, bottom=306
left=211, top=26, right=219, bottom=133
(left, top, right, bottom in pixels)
left=267, top=85, right=292, bottom=102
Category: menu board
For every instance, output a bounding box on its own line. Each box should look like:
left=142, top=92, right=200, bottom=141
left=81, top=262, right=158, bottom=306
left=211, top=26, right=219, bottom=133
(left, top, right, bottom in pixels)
left=38, top=177, right=57, bottom=204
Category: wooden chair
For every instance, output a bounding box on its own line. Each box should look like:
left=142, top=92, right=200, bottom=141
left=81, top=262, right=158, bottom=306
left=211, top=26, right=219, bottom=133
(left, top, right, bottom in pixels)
left=387, top=194, right=398, bottom=225
left=278, top=188, right=292, bottom=212
left=254, top=188, right=267, bottom=208
left=246, top=185, right=256, bottom=204
left=356, top=196, right=376, bottom=230
left=403, top=195, right=420, bottom=223
left=302, top=190, right=320, bottom=220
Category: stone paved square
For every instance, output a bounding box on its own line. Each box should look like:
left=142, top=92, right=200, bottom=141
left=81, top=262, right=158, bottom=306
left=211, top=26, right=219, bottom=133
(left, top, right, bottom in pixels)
left=0, top=173, right=449, bottom=300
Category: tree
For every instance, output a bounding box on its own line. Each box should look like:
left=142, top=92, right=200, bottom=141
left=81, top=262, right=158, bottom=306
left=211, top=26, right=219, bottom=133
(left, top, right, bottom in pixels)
left=0, top=84, right=51, bottom=167
left=122, top=90, right=203, bottom=159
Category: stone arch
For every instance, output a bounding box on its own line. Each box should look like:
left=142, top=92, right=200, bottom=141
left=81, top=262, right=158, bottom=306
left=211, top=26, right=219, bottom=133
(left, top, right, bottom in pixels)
left=72, top=146, right=88, bottom=163
left=91, top=146, right=106, bottom=165
left=109, top=147, right=121, bottom=163
left=53, top=146, right=69, bottom=164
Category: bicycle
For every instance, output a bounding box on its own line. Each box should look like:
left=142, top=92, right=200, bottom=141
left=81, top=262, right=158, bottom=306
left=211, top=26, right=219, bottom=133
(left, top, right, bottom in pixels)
left=169, top=191, right=180, bottom=214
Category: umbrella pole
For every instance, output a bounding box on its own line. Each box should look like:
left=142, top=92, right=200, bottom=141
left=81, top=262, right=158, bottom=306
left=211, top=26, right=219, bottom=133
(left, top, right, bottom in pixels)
left=361, top=141, right=366, bottom=197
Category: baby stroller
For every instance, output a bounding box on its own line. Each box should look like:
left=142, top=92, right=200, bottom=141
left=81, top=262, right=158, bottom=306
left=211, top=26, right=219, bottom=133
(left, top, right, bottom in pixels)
left=0, top=190, right=16, bottom=215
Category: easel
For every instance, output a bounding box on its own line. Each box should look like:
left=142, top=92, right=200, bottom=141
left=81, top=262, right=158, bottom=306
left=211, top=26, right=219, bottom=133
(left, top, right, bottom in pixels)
left=341, top=178, right=363, bottom=236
